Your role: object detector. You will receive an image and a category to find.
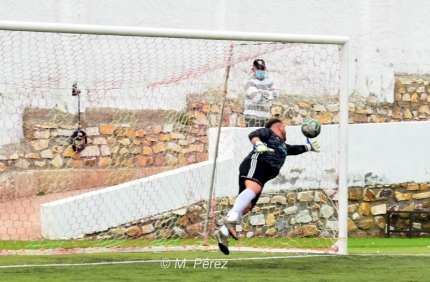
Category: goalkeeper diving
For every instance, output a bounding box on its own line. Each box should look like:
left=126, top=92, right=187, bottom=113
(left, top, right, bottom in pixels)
left=213, top=118, right=320, bottom=255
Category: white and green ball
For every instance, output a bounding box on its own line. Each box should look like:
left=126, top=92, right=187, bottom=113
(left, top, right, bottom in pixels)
left=301, top=118, right=321, bottom=138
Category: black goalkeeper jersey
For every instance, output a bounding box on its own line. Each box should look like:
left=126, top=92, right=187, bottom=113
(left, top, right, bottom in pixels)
left=244, top=128, right=308, bottom=170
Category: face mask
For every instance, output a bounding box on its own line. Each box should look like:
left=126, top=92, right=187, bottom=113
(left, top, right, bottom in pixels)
left=255, top=70, right=266, bottom=79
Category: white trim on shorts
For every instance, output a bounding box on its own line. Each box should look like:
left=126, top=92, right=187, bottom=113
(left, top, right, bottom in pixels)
left=247, top=153, right=259, bottom=178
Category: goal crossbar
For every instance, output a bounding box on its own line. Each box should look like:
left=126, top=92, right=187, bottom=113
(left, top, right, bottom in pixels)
left=0, top=20, right=348, bottom=45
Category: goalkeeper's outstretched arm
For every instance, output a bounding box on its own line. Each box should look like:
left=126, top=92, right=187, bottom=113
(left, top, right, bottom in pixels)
left=285, top=144, right=308, bottom=155
left=286, top=139, right=321, bottom=155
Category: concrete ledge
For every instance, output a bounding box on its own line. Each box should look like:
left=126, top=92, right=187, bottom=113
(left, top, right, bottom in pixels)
left=0, top=167, right=175, bottom=201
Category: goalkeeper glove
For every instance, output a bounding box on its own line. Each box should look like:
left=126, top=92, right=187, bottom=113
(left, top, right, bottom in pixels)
left=306, top=138, right=321, bottom=153
left=254, top=141, right=274, bottom=153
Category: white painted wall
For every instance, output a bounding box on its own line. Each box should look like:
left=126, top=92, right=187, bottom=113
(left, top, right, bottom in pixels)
left=1, top=0, right=429, bottom=100
left=41, top=122, right=430, bottom=239
left=0, top=1, right=428, bottom=146
left=40, top=160, right=220, bottom=239
left=213, top=122, right=430, bottom=188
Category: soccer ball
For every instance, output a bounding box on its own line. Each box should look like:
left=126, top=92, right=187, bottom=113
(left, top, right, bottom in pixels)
left=301, top=118, right=321, bottom=138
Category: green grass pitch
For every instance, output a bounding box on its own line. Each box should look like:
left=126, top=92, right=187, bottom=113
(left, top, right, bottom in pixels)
left=1, top=238, right=430, bottom=281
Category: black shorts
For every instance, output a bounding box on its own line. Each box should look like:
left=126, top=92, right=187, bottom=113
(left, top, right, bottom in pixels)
left=238, top=158, right=280, bottom=209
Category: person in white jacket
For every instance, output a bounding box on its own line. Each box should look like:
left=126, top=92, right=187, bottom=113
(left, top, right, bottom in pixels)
left=243, top=59, right=279, bottom=127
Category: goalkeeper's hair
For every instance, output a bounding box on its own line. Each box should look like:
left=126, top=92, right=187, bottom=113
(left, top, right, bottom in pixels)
left=265, top=118, right=282, bottom=129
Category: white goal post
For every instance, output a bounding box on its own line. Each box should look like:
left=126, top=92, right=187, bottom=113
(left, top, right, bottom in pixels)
left=0, top=21, right=349, bottom=255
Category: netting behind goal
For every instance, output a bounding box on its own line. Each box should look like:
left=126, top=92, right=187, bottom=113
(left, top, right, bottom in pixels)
left=0, top=24, right=345, bottom=254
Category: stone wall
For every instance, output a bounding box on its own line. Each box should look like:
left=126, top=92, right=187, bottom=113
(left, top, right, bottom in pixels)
left=189, top=77, right=430, bottom=128
left=87, top=181, right=430, bottom=240
left=0, top=110, right=210, bottom=200
left=347, top=182, right=430, bottom=238
left=266, top=77, right=430, bottom=125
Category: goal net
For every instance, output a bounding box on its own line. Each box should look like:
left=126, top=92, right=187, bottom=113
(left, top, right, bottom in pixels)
left=0, top=22, right=349, bottom=255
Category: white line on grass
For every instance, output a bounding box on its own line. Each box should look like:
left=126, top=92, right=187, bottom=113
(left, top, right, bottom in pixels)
left=0, top=245, right=336, bottom=255
left=2, top=253, right=430, bottom=269
left=0, top=254, right=333, bottom=269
